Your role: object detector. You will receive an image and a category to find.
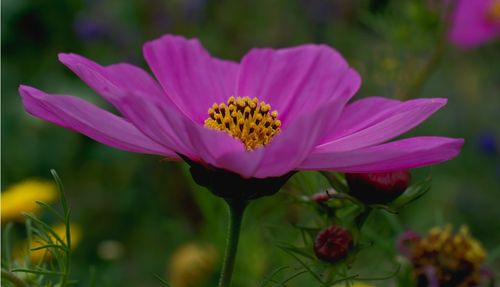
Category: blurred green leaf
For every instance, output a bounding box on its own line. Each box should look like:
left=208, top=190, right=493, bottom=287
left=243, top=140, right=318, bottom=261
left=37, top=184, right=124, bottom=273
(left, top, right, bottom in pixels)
left=391, top=177, right=432, bottom=209
left=260, top=266, right=289, bottom=287
left=320, top=172, right=348, bottom=194
left=153, top=273, right=171, bottom=287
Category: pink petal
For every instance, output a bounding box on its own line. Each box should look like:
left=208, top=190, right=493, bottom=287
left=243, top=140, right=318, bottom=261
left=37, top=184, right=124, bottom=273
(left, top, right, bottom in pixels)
left=19, top=85, right=175, bottom=156
left=237, top=44, right=361, bottom=126
left=187, top=128, right=267, bottom=179
left=449, top=0, right=500, bottom=48
left=252, top=99, right=342, bottom=178
left=317, top=98, right=447, bottom=152
left=143, top=35, right=239, bottom=123
left=320, top=97, right=401, bottom=141
left=299, top=137, right=464, bottom=172
left=113, top=91, right=197, bottom=158
left=58, top=53, right=169, bottom=109
left=215, top=149, right=265, bottom=179
left=114, top=90, right=264, bottom=177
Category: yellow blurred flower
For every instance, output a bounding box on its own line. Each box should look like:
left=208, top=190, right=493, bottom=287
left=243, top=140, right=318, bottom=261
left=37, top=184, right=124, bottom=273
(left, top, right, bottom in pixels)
left=1, top=179, right=58, bottom=223
left=409, top=225, right=486, bottom=287
left=15, top=223, right=82, bottom=263
left=167, top=242, right=218, bottom=287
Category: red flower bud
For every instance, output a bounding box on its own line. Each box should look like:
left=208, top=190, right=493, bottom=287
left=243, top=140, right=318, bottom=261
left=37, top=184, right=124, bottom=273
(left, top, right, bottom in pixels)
left=346, top=170, right=411, bottom=204
left=311, top=188, right=336, bottom=204
left=314, top=225, right=352, bottom=263
left=312, top=192, right=329, bottom=203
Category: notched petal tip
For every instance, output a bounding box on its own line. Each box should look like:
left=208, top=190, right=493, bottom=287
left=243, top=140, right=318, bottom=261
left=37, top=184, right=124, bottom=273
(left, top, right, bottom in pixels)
left=300, top=136, right=465, bottom=173
left=57, top=52, right=76, bottom=63
left=19, top=85, right=176, bottom=156
left=19, top=84, right=43, bottom=101
left=19, top=85, right=36, bottom=110
left=448, top=137, right=465, bottom=155
left=18, top=84, right=31, bottom=94
left=343, top=67, right=362, bottom=98
left=422, top=98, right=448, bottom=110
left=432, top=97, right=448, bottom=105
left=57, top=52, right=97, bottom=70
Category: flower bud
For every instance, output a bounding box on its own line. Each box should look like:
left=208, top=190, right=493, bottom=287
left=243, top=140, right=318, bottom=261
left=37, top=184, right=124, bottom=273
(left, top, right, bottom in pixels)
left=311, top=188, right=336, bottom=204
left=314, top=225, right=352, bottom=263
left=346, top=170, right=411, bottom=204
left=312, top=192, right=329, bottom=203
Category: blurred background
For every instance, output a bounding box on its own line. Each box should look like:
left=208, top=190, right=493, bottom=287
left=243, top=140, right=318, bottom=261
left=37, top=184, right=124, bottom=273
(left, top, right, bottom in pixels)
left=2, top=0, right=500, bottom=286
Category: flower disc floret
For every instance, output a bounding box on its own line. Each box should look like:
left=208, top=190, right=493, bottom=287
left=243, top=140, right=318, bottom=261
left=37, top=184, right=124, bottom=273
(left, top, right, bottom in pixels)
left=204, top=96, right=281, bottom=150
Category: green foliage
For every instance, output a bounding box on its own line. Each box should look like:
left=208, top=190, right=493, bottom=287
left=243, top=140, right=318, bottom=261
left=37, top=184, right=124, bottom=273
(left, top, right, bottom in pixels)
left=1, top=170, right=73, bottom=287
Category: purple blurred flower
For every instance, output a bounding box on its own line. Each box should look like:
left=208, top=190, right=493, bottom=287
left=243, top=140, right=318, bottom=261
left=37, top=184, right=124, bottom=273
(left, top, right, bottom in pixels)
left=74, top=16, right=110, bottom=42
left=19, top=34, right=463, bottom=180
left=300, top=0, right=338, bottom=24
left=182, top=0, right=207, bottom=22
left=449, top=0, right=500, bottom=48
left=422, top=266, right=439, bottom=287
left=396, top=230, right=421, bottom=257
left=476, top=131, right=498, bottom=154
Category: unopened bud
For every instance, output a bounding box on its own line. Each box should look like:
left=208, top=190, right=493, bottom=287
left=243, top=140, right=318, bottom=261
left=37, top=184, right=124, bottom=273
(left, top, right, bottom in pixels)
left=312, top=192, right=329, bottom=203
left=346, top=170, right=411, bottom=204
left=314, top=225, right=352, bottom=263
left=311, top=188, right=336, bottom=204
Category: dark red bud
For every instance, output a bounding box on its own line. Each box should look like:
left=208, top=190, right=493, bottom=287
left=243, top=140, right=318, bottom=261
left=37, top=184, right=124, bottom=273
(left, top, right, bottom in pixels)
left=314, top=225, right=352, bottom=263
left=346, top=170, right=411, bottom=204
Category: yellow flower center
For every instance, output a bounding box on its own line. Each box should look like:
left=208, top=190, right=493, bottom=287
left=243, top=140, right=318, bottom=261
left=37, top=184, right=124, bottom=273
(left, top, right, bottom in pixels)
left=487, top=0, right=500, bottom=22
left=204, top=96, right=281, bottom=150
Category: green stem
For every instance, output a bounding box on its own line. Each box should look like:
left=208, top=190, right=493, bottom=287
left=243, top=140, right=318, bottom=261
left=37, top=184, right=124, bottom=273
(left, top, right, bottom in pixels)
left=218, top=199, right=247, bottom=287
left=400, top=1, right=456, bottom=101
left=401, top=36, right=446, bottom=100
left=1, top=269, right=30, bottom=287
left=61, top=218, right=71, bottom=287
left=355, top=207, right=373, bottom=230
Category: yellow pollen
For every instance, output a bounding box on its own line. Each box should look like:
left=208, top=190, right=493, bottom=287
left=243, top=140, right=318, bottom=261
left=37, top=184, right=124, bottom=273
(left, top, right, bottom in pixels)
left=204, top=96, right=281, bottom=150
left=487, top=0, right=500, bottom=21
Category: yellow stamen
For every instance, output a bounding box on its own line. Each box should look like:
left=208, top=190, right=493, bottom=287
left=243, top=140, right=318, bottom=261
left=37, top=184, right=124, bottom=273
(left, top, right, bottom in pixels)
left=487, top=0, right=500, bottom=22
left=204, top=96, right=281, bottom=150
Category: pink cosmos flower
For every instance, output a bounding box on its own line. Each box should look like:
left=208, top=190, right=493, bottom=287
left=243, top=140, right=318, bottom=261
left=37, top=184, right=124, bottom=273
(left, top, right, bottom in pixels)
left=449, top=0, right=500, bottom=48
left=19, top=35, right=463, bottom=180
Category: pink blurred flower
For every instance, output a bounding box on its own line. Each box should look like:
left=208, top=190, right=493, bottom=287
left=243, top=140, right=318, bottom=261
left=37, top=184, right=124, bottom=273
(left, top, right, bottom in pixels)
left=19, top=34, right=463, bottom=180
left=396, top=230, right=421, bottom=257
left=449, top=0, right=500, bottom=48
